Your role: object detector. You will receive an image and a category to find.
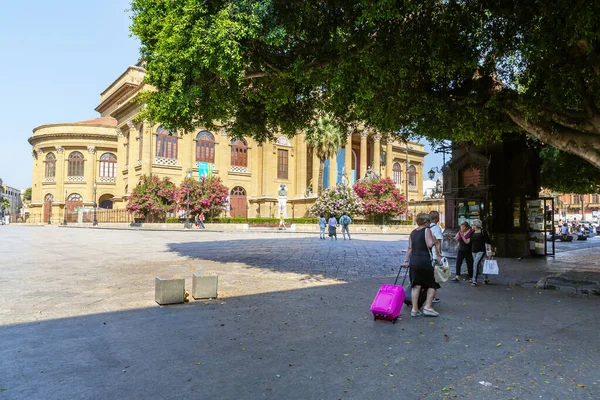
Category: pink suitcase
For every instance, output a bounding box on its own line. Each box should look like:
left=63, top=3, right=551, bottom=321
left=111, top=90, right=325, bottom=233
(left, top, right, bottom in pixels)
left=370, top=267, right=408, bottom=323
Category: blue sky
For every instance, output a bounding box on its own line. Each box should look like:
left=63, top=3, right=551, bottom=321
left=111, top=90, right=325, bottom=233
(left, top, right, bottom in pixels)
left=0, top=1, right=443, bottom=189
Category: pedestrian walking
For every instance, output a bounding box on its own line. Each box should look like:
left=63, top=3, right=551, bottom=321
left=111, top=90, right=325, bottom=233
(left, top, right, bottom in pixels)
left=279, top=213, right=286, bottom=230
left=402, top=213, right=441, bottom=317
left=198, top=212, right=206, bottom=229
left=466, top=219, right=493, bottom=286
left=339, top=211, right=352, bottom=240
left=318, top=214, right=327, bottom=239
left=445, top=221, right=473, bottom=281
left=194, top=214, right=200, bottom=229
left=327, top=213, right=338, bottom=240
left=429, top=211, right=444, bottom=304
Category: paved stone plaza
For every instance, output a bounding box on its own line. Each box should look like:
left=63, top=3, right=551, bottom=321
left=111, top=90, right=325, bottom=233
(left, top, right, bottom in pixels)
left=1, top=226, right=599, bottom=399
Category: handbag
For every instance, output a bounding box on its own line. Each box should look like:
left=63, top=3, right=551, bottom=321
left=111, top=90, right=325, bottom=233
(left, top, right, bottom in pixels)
left=483, top=258, right=499, bottom=275
left=427, top=240, right=450, bottom=283
left=434, top=258, right=451, bottom=283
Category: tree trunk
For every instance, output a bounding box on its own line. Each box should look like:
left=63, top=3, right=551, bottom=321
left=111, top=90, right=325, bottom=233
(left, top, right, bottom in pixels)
left=317, top=159, right=325, bottom=194
left=507, top=110, right=600, bottom=169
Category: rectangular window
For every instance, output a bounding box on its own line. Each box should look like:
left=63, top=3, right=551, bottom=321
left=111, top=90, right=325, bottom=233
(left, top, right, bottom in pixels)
left=156, top=134, right=178, bottom=159
left=277, top=149, right=288, bottom=180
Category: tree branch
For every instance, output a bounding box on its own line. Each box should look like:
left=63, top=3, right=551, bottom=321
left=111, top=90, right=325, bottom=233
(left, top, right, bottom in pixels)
left=507, top=110, right=600, bottom=169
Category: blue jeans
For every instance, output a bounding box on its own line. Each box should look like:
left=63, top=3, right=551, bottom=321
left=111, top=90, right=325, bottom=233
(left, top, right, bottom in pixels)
left=341, top=225, right=351, bottom=239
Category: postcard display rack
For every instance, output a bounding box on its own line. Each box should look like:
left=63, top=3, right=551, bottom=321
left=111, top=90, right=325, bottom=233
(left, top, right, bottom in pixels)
left=526, top=198, right=555, bottom=256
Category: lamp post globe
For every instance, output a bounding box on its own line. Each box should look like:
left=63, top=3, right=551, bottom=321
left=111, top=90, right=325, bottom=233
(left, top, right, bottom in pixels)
left=93, top=182, right=98, bottom=226
left=428, top=168, right=435, bottom=180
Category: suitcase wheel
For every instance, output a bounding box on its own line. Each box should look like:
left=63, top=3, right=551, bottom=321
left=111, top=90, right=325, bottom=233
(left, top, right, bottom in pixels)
left=392, top=317, right=398, bottom=324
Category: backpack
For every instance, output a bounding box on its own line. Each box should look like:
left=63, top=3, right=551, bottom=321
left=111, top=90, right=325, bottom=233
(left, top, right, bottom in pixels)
left=341, top=215, right=352, bottom=226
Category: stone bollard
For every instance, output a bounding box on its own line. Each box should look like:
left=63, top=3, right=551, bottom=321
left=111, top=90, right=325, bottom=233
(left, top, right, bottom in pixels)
left=192, top=273, right=218, bottom=299
left=155, top=276, right=185, bottom=305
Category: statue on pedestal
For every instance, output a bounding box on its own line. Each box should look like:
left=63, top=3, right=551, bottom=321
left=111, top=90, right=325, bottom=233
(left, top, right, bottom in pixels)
left=278, top=184, right=288, bottom=218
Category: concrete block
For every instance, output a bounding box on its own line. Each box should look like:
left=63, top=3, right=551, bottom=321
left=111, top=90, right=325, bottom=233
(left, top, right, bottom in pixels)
left=192, top=273, right=218, bottom=299
left=155, top=276, right=185, bottom=305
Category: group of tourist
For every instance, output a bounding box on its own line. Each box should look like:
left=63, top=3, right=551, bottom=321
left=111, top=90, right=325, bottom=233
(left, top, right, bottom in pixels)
left=318, top=212, right=353, bottom=240
left=402, top=211, right=494, bottom=318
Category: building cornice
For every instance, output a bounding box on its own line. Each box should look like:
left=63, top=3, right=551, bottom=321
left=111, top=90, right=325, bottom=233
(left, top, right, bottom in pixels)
left=28, top=133, right=118, bottom=146
left=32, top=122, right=117, bottom=134
left=100, top=66, right=146, bottom=96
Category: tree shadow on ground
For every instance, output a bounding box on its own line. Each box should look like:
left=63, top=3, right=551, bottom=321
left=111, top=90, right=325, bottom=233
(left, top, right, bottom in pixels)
left=2, top=278, right=598, bottom=400
left=166, top=236, right=408, bottom=282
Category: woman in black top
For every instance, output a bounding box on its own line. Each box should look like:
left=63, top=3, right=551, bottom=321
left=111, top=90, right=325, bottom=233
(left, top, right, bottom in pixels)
left=402, top=213, right=441, bottom=317
left=445, top=222, right=473, bottom=281
left=464, top=219, right=492, bottom=286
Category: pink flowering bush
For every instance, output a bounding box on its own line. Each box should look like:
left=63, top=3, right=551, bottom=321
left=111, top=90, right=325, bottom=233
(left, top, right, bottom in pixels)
left=353, top=177, right=407, bottom=223
left=126, top=175, right=177, bottom=220
left=310, top=184, right=364, bottom=218
left=175, top=176, right=229, bottom=218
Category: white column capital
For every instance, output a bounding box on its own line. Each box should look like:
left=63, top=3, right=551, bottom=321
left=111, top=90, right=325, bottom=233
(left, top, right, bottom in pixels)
left=87, top=146, right=96, bottom=154
left=55, top=146, right=64, bottom=154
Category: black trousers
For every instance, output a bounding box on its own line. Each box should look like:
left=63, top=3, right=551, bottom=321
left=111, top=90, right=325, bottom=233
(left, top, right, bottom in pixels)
left=455, top=250, right=474, bottom=277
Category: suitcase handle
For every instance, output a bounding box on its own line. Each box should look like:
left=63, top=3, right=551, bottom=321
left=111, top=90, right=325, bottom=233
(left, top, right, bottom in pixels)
left=394, top=265, right=410, bottom=286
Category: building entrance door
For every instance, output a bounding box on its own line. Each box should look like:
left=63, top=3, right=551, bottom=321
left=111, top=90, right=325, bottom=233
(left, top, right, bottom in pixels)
left=66, top=193, right=83, bottom=223
left=43, top=194, right=53, bottom=223
left=230, top=186, right=247, bottom=219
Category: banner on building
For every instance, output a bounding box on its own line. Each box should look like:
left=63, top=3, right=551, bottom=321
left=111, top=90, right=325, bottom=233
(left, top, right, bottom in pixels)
left=197, top=162, right=213, bottom=179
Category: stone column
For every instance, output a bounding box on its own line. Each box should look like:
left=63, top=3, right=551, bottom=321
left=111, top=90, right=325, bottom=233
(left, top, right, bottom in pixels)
left=385, top=141, right=394, bottom=178
left=311, top=149, right=320, bottom=195
left=360, top=131, right=368, bottom=180
left=373, top=133, right=381, bottom=176
left=115, top=128, right=127, bottom=201
left=54, top=146, right=65, bottom=202
left=85, top=146, right=96, bottom=203
left=141, top=122, right=152, bottom=176
left=344, top=133, right=352, bottom=184
left=328, top=149, right=338, bottom=188
left=295, top=134, right=306, bottom=195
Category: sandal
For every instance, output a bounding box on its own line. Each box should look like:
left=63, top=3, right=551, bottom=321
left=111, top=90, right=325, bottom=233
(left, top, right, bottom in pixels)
left=471, top=282, right=478, bottom=287
left=452, top=276, right=460, bottom=281
left=483, top=279, right=490, bottom=285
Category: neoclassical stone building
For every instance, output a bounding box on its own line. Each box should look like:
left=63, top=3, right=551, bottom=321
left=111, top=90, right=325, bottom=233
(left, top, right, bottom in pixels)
left=29, top=63, right=426, bottom=223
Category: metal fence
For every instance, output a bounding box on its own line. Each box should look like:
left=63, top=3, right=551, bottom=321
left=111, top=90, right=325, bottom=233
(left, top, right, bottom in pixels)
left=81, top=209, right=135, bottom=224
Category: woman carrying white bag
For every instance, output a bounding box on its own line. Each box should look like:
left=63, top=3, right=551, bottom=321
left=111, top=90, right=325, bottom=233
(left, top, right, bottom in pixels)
left=462, top=219, right=495, bottom=286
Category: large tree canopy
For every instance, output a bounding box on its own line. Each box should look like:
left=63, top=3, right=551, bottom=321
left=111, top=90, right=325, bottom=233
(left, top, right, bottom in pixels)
left=130, top=0, right=600, bottom=168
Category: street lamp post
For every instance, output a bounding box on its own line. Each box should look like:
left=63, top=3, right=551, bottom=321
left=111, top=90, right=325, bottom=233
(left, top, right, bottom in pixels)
left=63, top=190, right=67, bottom=226
left=428, top=167, right=443, bottom=198
left=185, top=168, right=192, bottom=229
left=93, top=182, right=98, bottom=226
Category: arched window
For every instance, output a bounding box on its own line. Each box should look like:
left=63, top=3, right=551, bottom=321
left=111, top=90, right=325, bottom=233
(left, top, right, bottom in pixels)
left=392, top=162, right=401, bottom=187
left=231, top=186, right=247, bottom=196
left=196, top=130, right=215, bottom=163
left=231, top=139, right=248, bottom=167
left=408, top=165, right=417, bottom=188
left=44, top=193, right=54, bottom=202
left=68, top=151, right=84, bottom=177
left=99, top=153, right=117, bottom=177
left=45, top=153, right=56, bottom=178
left=593, top=194, right=599, bottom=204
left=156, top=127, right=178, bottom=159
left=67, top=193, right=83, bottom=202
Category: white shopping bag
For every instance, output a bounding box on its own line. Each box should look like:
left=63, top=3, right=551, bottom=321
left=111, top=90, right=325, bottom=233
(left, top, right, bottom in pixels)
left=483, top=259, right=499, bottom=275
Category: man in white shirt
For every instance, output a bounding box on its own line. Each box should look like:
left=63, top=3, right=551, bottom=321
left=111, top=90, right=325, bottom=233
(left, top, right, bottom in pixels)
left=429, top=211, right=444, bottom=303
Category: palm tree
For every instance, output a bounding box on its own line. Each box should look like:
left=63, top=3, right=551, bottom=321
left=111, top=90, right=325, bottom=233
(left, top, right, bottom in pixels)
left=304, top=115, right=346, bottom=195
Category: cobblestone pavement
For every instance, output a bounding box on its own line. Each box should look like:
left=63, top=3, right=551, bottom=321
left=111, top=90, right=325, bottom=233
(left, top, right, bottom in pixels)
left=1, top=226, right=599, bottom=400
left=2, top=226, right=599, bottom=325
left=0, top=226, right=408, bottom=325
